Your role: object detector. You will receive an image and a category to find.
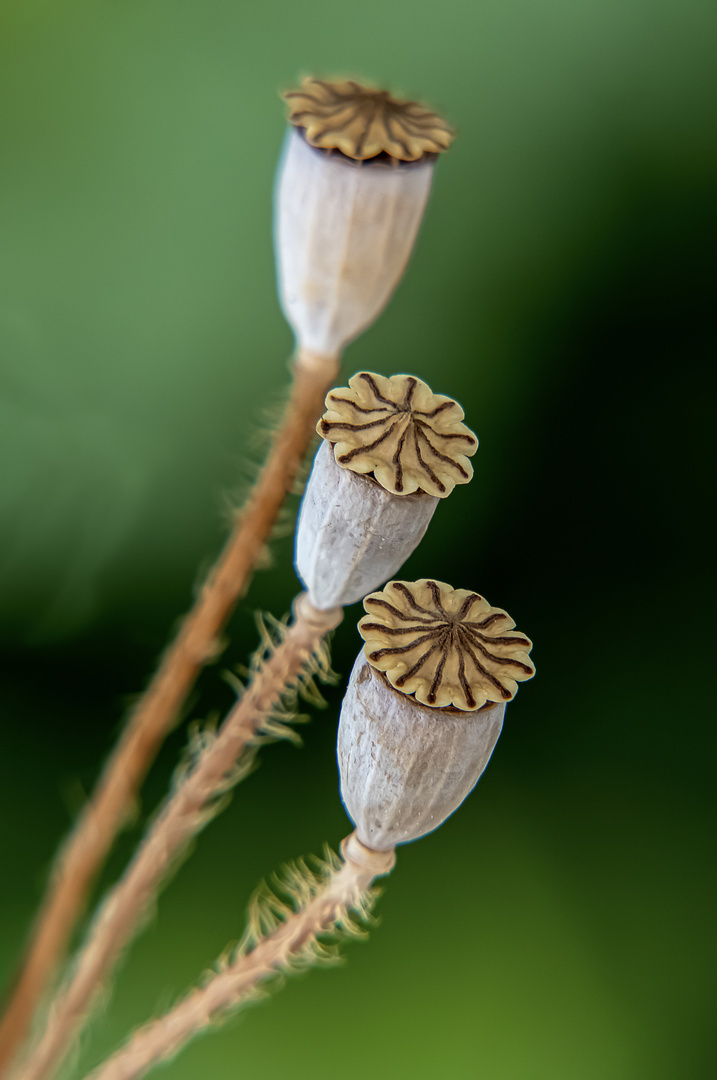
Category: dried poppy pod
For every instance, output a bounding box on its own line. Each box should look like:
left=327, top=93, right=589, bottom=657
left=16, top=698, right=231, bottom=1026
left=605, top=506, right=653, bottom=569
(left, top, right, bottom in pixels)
left=337, top=579, right=535, bottom=850
left=275, top=77, right=454, bottom=361
left=295, top=373, right=477, bottom=609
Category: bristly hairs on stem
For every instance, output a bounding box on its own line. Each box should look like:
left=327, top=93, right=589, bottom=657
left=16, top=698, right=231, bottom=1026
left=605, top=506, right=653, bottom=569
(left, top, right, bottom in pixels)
left=234, top=846, right=376, bottom=965
left=218, top=393, right=294, bottom=572
left=82, top=846, right=383, bottom=1080
left=165, top=610, right=339, bottom=852
left=225, top=609, right=339, bottom=747
left=220, top=391, right=317, bottom=555
left=0, top=355, right=340, bottom=1076
left=11, top=597, right=344, bottom=1080
left=221, top=389, right=293, bottom=518
left=268, top=443, right=318, bottom=542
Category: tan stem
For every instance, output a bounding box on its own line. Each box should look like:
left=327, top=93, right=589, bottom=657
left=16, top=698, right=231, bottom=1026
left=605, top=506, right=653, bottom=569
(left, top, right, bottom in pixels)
left=11, top=586, right=341, bottom=1080
left=0, top=351, right=338, bottom=1077
left=85, top=836, right=395, bottom=1080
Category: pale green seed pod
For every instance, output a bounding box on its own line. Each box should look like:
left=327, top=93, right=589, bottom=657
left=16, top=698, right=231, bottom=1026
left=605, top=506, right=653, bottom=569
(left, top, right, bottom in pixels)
left=294, top=373, right=477, bottom=609
left=275, top=78, right=453, bottom=359
left=337, top=579, right=535, bottom=850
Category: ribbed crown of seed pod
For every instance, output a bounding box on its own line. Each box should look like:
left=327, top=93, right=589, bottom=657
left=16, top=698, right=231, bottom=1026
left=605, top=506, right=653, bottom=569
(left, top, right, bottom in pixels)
left=337, top=580, right=535, bottom=850
left=274, top=78, right=453, bottom=361
left=359, top=578, right=534, bottom=710
left=318, top=371, right=477, bottom=497
left=284, top=77, right=454, bottom=162
left=295, top=375, right=477, bottom=610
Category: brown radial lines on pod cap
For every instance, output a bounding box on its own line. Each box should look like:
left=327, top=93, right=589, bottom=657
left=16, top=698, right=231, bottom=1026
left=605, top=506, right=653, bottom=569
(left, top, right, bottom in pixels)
left=358, top=579, right=535, bottom=712
left=317, top=372, right=478, bottom=497
left=283, top=77, right=454, bottom=162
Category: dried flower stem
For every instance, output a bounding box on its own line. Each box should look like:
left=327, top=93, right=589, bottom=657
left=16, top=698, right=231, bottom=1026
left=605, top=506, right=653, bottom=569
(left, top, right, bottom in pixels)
left=85, top=836, right=395, bottom=1080
left=0, top=352, right=338, bottom=1077
left=12, top=592, right=343, bottom=1080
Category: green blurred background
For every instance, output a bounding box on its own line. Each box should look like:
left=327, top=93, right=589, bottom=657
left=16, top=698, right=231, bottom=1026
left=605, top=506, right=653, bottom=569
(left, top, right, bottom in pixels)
left=1, top=1, right=715, bottom=1077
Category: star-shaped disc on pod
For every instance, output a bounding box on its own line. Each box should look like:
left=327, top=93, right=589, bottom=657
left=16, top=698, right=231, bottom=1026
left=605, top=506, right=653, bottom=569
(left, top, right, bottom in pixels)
left=359, top=579, right=535, bottom=711
left=318, top=372, right=477, bottom=498
left=283, top=78, right=454, bottom=162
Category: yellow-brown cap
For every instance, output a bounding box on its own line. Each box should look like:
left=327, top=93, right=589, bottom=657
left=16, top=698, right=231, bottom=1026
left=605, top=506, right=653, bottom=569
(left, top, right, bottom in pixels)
left=317, top=372, right=477, bottom=498
left=359, top=579, right=535, bottom=711
left=283, top=77, right=454, bottom=162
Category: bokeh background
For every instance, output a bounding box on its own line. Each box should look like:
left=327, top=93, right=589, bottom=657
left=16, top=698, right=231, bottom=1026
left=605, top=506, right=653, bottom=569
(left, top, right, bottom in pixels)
left=1, top=1, right=715, bottom=1077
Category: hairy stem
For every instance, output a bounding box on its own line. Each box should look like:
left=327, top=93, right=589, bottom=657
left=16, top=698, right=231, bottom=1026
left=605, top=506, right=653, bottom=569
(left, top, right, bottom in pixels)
left=85, top=836, right=395, bottom=1080
left=0, top=351, right=338, bottom=1076
left=12, top=594, right=343, bottom=1080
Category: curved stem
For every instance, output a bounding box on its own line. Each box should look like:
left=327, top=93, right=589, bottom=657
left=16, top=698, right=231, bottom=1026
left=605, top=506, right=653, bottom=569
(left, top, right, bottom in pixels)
left=0, top=353, right=337, bottom=1076
left=13, top=593, right=342, bottom=1080
left=85, top=836, right=394, bottom=1080
left=0, top=339, right=337, bottom=1074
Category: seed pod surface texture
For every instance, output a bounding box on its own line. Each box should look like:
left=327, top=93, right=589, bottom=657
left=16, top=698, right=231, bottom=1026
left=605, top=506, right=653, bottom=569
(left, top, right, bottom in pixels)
left=295, top=440, right=439, bottom=609
left=338, top=655, right=505, bottom=850
left=275, top=130, right=434, bottom=357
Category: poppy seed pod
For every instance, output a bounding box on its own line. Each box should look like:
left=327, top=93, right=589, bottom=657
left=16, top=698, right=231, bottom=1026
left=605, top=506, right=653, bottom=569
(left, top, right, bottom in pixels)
left=275, top=78, right=454, bottom=360
left=337, top=580, right=535, bottom=850
left=295, top=373, right=478, bottom=609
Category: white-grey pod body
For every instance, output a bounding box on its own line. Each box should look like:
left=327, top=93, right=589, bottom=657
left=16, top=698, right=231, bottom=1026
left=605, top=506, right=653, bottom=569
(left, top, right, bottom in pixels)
left=295, top=440, right=439, bottom=610
left=275, top=130, right=434, bottom=357
left=338, top=655, right=505, bottom=851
